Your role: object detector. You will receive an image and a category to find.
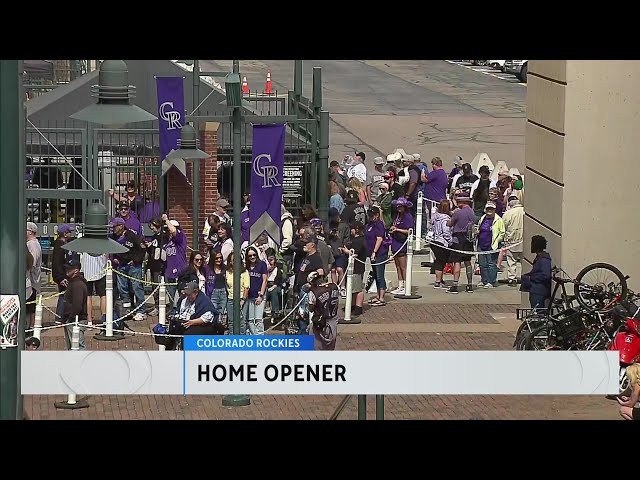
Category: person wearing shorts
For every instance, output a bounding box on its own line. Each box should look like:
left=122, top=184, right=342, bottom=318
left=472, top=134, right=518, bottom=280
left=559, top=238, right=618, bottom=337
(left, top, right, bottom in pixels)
left=447, top=195, right=475, bottom=294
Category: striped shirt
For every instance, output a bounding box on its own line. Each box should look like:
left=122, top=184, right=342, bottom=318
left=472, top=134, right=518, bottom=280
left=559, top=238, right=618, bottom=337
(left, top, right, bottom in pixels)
left=80, top=253, right=107, bottom=282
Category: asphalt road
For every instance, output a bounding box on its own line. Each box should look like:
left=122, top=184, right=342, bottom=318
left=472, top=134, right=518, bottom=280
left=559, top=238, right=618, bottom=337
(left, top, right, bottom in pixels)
left=201, top=60, right=526, bottom=173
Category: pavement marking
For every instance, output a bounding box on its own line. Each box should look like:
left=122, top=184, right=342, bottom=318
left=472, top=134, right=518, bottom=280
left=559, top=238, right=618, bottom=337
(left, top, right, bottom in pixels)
left=444, top=60, right=527, bottom=87
left=336, top=321, right=515, bottom=334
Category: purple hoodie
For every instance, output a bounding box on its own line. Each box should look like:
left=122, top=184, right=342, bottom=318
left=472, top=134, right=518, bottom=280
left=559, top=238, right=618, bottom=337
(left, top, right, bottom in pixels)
left=241, top=208, right=250, bottom=243
left=111, top=214, right=143, bottom=238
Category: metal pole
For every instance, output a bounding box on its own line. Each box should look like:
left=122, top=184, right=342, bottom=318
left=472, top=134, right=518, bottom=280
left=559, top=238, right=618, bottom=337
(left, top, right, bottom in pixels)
left=105, top=261, right=114, bottom=337
left=223, top=60, right=250, bottom=408
left=158, top=277, right=166, bottom=351
left=0, top=60, right=25, bottom=420
left=192, top=59, right=200, bottom=251
left=318, top=110, right=329, bottom=223
left=415, top=191, right=423, bottom=251
left=338, top=252, right=361, bottom=325
left=34, top=295, right=43, bottom=340
left=357, top=395, right=367, bottom=420
left=376, top=395, right=385, bottom=420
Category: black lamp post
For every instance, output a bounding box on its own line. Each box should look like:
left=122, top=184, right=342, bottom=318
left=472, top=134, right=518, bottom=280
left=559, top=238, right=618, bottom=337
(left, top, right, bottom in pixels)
left=61, top=203, right=128, bottom=256
left=221, top=62, right=251, bottom=408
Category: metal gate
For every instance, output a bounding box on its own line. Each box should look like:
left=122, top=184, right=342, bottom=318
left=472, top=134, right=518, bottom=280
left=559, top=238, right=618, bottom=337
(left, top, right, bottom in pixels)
left=24, top=60, right=329, bottom=254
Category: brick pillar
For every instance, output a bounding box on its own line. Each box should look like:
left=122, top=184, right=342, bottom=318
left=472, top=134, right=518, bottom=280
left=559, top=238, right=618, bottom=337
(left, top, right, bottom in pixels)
left=167, top=122, right=220, bottom=255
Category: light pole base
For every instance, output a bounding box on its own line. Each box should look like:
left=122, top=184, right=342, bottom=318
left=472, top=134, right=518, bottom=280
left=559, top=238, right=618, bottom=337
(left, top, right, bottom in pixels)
left=394, top=293, right=423, bottom=300
left=94, top=333, right=126, bottom=341
left=338, top=317, right=362, bottom=325
left=413, top=249, right=430, bottom=256
left=222, top=394, right=251, bottom=407
left=54, top=399, right=89, bottom=410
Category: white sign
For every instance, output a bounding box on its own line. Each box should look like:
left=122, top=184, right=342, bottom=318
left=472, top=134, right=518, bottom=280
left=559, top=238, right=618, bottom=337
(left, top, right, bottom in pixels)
left=0, top=295, right=20, bottom=326
left=21, top=351, right=619, bottom=395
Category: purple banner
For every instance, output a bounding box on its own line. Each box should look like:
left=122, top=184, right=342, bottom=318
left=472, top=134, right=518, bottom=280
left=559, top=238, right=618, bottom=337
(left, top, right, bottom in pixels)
left=156, top=77, right=186, bottom=176
left=249, top=124, right=285, bottom=245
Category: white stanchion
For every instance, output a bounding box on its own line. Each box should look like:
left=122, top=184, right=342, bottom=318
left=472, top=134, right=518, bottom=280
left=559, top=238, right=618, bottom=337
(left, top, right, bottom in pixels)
left=158, top=277, right=166, bottom=352
left=95, top=261, right=124, bottom=341
left=54, top=316, right=89, bottom=409
left=415, top=191, right=424, bottom=251
left=339, top=251, right=360, bottom=324
left=394, top=230, right=422, bottom=300
left=105, top=261, right=114, bottom=338
left=33, top=294, right=43, bottom=340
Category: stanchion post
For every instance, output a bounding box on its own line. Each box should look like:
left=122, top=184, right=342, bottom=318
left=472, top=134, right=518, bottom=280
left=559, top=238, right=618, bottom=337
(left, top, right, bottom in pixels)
left=338, top=251, right=361, bottom=325
left=158, top=277, right=166, bottom=352
left=95, top=261, right=124, bottom=341
left=415, top=191, right=423, bottom=251
left=54, top=316, right=89, bottom=409
left=376, top=394, right=385, bottom=420
left=357, top=395, right=367, bottom=420
left=33, top=294, right=43, bottom=340
left=394, top=229, right=422, bottom=299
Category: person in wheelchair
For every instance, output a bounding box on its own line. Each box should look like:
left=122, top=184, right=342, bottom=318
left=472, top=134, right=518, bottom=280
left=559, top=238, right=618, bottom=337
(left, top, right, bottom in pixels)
left=170, top=281, right=224, bottom=336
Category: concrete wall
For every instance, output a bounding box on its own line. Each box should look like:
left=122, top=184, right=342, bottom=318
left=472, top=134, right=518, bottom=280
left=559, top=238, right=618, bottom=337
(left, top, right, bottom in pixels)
left=524, top=61, right=640, bottom=292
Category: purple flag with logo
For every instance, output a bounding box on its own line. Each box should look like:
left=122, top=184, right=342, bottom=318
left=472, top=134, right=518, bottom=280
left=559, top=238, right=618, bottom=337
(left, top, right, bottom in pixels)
left=156, top=77, right=186, bottom=177
left=249, top=124, right=285, bottom=244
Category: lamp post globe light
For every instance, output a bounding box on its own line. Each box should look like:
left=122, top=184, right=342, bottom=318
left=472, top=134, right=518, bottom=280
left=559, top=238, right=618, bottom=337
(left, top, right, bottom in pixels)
left=70, top=60, right=157, bottom=126
left=61, top=203, right=129, bottom=256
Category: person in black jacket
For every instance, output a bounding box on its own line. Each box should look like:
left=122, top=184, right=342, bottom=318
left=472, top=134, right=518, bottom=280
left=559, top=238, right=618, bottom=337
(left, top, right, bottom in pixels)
left=52, top=224, right=78, bottom=323
left=111, top=217, right=146, bottom=320
left=61, top=257, right=88, bottom=350
left=520, top=235, right=552, bottom=310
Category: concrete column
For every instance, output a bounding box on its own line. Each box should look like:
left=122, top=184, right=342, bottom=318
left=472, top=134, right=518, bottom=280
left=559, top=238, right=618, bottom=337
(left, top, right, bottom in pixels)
left=524, top=61, right=640, bottom=292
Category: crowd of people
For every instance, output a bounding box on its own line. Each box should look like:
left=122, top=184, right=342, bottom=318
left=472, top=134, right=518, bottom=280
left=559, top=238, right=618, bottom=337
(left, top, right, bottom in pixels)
left=25, top=153, right=533, bottom=352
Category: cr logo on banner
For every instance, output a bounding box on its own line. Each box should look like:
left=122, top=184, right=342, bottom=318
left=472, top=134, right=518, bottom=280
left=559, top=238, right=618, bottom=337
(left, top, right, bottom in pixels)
left=253, top=153, right=281, bottom=188
left=159, top=101, right=183, bottom=130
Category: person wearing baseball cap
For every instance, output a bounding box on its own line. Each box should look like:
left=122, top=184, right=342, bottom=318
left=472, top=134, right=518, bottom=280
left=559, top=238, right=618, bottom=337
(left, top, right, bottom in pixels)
left=452, top=162, right=478, bottom=196
left=389, top=197, right=414, bottom=295
left=347, top=151, right=367, bottom=184
left=111, top=199, right=143, bottom=238
left=52, top=223, right=78, bottom=322
left=108, top=179, right=144, bottom=218
left=383, top=169, right=405, bottom=208
left=366, top=156, right=386, bottom=205
left=306, top=270, right=340, bottom=350
left=446, top=195, right=475, bottom=294
left=376, top=182, right=393, bottom=228
left=26, top=222, right=42, bottom=329
left=476, top=201, right=505, bottom=289
left=214, top=198, right=232, bottom=225
left=448, top=155, right=464, bottom=193
left=175, top=281, right=223, bottom=336
left=111, top=216, right=147, bottom=321
left=339, top=220, right=368, bottom=316
left=61, top=255, right=89, bottom=350
left=161, top=213, right=188, bottom=306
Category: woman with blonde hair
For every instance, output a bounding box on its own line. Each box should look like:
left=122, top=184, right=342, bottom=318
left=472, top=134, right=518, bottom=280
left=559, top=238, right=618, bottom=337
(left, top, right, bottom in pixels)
left=347, top=177, right=367, bottom=205
left=328, top=180, right=345, bottom=214
left=618, top=363, right=640, bottom=420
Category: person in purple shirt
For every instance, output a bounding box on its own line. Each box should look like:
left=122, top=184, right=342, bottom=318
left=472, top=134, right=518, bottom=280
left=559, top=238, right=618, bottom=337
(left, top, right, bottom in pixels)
left=422, top=156, right=449, bottom=233
left=111, top=200, right=143, bottom=238
left=446, top=195, right=476, bottom=294
left=108, top=179, right=145, bottom=219
left=243, top=246, right=268, bottom=335
left=364, top=205, right=388, bottom=305
left=389, top=197, right=414, bottom=296
left=161, top=214, right=188, bottom=306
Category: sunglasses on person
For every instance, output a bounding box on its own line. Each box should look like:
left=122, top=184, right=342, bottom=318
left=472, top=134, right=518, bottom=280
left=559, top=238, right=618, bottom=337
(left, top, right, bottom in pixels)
left=215, top=256, right=223, bottom=261
left=247, top=254, right=257, bottom=259
left=194, top=257, right=203, bottom=263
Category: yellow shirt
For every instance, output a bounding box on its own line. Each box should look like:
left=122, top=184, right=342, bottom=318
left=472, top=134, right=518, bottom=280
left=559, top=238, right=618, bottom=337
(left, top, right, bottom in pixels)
left=225, top=271, right=249, bottom=300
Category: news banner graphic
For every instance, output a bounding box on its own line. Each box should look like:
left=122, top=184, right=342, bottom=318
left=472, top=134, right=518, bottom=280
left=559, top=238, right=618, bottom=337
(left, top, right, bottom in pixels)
left=21, top=336, right=620, bottom=396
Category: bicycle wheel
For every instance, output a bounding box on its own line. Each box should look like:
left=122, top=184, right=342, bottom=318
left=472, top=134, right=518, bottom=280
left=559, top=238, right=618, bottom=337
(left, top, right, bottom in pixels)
left=575, top=263, right=628, bottom=313
left=524, top=325, right=552, bottom=350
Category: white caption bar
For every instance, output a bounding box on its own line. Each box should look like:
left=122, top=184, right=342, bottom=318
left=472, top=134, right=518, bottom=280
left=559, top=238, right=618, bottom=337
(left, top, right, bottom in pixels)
left=21, top=351, right=619, bottom=395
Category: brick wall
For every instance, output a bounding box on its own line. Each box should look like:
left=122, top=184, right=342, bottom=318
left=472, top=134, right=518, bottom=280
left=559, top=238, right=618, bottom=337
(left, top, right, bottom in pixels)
left=167, top=122, right=220, bottom=255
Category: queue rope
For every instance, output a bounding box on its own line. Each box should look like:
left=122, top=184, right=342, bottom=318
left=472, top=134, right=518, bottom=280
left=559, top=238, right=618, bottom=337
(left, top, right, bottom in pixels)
left=352, top=235, right=410, bottom=266
left=423, top=239, right=524, bottom=256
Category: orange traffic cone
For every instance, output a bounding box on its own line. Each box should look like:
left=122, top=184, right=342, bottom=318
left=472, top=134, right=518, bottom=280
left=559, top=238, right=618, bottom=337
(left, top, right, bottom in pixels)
left=264, top=70, right=273, bottom=94
left=242, top=76, right=249, bottom=94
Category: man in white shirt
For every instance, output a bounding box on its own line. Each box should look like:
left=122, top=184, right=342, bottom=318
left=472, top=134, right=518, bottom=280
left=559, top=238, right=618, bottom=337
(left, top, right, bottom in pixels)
left=346, top=151, right=367, bottom=184
left=501, top=194, right=525, bottom=286
left=80, top=251, right=108, bottom=325
left=26, top=222, right=42, bottom=329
